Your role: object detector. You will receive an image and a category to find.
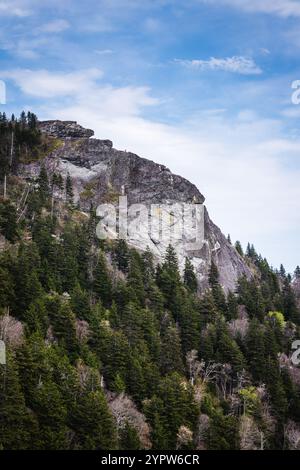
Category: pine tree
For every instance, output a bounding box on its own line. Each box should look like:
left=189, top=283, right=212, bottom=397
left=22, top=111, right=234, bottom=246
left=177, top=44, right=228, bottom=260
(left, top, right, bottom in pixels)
left=71, top=389, right=117, bottom=449
left=114, top=239, right=129, bottom=273
left=282, top=277, right=300, bottom=324
left=157, top=245, right=183, bottom=321
left=160, top=325, right=184, bottom=375
left=127, top=250, right=145, bottom=306
left=0, top=353, right=38, bottom=449
left=119, top=421, right=141, bottom=450
left=279, top=264, right=286, bottom=278
left=226, top=291, right=238, bottom=320
left=32, top=380, right=68, bottom=450
left=183, top=257, right=198, bottom=293
left=38, top=165, right=49, bottom=204
left=209, top=261, right=227, bottom=316
left=0, top=200, right=19, bottom=242
left=142, top=246, right=155, bottom=293
left=209, top=260, right=219, bottom=287
left=66, top=173, right=74, bottom=203
left=245, top=319, right=266, bottom=382
left=235, top=241, right=243, bottom=257
left=144, top=373, right=199, bottom=449
left=93, top=251, right=112, bottom=308
left=294, top=266, right=300, bottom=280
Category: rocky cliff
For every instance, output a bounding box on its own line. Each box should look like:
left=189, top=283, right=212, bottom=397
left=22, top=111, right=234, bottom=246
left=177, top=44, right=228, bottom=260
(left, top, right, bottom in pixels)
left=20, top=119, right=251, bottom=292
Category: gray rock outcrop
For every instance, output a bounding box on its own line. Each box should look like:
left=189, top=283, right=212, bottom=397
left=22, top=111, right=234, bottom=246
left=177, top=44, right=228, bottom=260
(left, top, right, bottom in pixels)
left=38, top=120, right=94, bottom=139
left=21, top=120, right=252, bottom=292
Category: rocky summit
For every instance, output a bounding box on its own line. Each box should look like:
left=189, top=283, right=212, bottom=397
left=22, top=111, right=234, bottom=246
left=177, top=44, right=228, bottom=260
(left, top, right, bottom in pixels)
left=21, top=119, right=251, bottom=292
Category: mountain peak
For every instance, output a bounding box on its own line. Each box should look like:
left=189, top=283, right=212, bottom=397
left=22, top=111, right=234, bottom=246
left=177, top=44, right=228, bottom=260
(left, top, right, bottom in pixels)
left=38, top=120, right=95, bottom=139
left=20, top=118, right=251, bottom=292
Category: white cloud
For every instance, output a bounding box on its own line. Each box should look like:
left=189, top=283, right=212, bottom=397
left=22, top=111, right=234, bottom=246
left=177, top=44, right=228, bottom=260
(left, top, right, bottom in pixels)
left=175, top=56, right=262, bottom=75
left=3, top=68, right=158, bottom=115
left=0, top=0, right=31, bottom=16
left=36, top=19, right=70, bottom=34
left=2, top=68, right=103, bottom=98
left=94, top=49, right=114, bottom=55
left=5, top=67, right=300, bottom=271
left=200, top=0, right=300, bottom=18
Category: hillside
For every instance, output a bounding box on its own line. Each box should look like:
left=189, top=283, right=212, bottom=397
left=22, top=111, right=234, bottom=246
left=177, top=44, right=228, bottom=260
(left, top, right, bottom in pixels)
left=1, top=112, right=300, bottom=450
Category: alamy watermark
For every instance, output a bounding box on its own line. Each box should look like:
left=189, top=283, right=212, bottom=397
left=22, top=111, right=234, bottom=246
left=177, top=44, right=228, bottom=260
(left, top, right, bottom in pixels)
left=291, top=80, right=300, bottom=105
left=0, top=340, right=6, bottom=365
left=291, top=340, right=300, bottom=366
left=96, top=196, right=205, bottom=252
left=0, top=80, right=6, bottom=105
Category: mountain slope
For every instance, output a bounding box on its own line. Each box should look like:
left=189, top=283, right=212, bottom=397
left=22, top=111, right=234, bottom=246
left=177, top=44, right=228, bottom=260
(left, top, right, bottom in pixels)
left=20, top=119, right=251, bottom=292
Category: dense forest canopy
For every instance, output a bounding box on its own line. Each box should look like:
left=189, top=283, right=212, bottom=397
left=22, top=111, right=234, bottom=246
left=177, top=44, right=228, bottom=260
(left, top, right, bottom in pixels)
left=0, top=113, right=300, bottom=450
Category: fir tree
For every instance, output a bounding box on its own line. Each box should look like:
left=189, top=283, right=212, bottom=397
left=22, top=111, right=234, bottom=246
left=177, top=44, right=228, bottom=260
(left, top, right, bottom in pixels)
left=183, top=257, right=198, bottom=293
left=66, top=173, right=74, bottom=203
left=235, top=241, right=243, bottom=257
left=93, top=251, right=112, bottom=308
left=119, top=421, right=141, bottom=450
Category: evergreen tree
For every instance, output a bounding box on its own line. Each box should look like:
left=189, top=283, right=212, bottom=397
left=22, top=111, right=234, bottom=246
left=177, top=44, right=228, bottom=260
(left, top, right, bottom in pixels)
left=71, top=389, right=117, bottom=450
left=160, top=325, right=184, bottom=375
left=113, top=239, right=129, bottom=273
left=0, top=200, right=19, bottom=242
left=119, top=422, right=141, bottom=450
left=294, top=266, right=300, bottom=280
left=245, top=319, right=266, bottom=382
left=0, top=353, right=38, bottom=450
left=235, top=241, right=243, bottom=257
left=183, top=257, right=198, bottom=293
left=209, top=261, right=227, bottom=316
left=227, top=291, right=238, bottom=320
left=282, top=277, right=300, bottom=324
left=93, top=251, right=112, bottom=308
left=66, top=173, right=74, bottom=203
left=37, top=165, right=50, bottom=204
left=157, top=245, right=183, bottom=321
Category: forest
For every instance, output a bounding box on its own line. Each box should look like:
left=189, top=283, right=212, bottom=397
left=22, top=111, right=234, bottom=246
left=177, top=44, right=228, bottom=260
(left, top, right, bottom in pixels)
left=1, top=113, right=300, bottom=450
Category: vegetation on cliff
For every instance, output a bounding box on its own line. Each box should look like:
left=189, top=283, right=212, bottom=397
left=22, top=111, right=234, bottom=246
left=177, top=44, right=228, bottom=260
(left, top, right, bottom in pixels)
left=1, top=114, right=300, bottom=450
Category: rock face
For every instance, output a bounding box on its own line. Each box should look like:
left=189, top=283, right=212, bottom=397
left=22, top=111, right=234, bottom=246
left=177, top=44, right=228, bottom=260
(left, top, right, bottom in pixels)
left=21, top=120, right=251, bottom=292
left=38, top=120, right=94, bottom=139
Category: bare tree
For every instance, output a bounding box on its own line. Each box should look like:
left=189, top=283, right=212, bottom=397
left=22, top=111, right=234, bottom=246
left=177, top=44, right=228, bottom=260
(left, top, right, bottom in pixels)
left=197, top=359, right=220, bottom=385
left=196, top=414, right=210, bottom=450
left=228, top=318, right=249, bottom=339
left=75, top=319, right=90, bottom=343
left=239, top=415, right=261, bottom=450
left=107, top=392, right=151, bottom=449
left=0, top=311, right=24, bottom=348
left=186, top=350, right=202, bottom=385
left=176, top=425, right=193, bottom=449
left=284, top=420, right=300, bottom=450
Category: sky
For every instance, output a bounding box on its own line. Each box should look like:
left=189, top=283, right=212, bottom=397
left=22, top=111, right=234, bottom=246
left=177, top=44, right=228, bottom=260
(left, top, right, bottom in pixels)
left=1, top=0, right=300, bottom=272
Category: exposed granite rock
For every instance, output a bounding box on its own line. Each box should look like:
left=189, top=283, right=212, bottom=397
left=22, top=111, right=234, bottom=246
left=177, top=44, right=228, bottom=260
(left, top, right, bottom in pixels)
left=21, top=120, right=252, bottom=292
left=38, top=120, right=95, bottom=139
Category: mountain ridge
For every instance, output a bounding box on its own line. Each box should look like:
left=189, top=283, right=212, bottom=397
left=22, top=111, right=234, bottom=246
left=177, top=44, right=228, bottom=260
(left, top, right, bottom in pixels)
left=13, top=118, right=251, bottom=292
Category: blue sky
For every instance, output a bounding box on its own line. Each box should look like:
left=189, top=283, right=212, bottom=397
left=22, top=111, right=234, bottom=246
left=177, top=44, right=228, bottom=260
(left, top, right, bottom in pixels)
left=1, top=0, right=300, bottom=272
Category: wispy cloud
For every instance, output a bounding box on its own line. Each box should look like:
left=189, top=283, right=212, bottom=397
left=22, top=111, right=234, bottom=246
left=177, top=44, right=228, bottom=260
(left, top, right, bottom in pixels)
left=36, top=19, right=70, bottom=34
left=94, top=49, right=114, bottom=55
left=2, top=68, right=159, bottom=115
left=0, top=0, right=32, bottom=16
left=2, top=68, right=103, bottom=98
left=200, top=0, right=300, bottom=18
left=174, top=56, right=262, bottom=75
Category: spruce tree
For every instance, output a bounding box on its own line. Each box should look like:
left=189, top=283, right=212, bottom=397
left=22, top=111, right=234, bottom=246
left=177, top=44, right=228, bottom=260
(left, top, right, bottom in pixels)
left=0, top=353, right=38, bottom=450
left=184, top=257, right=198, bottom=293
left=93, top=251, right=112, bottom=308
